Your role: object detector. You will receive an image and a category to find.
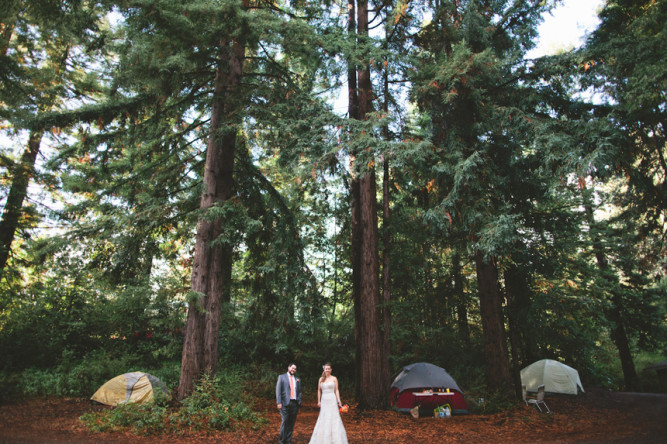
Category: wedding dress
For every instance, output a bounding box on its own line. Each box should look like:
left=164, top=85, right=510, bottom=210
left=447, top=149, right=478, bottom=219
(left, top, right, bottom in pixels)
left=309, top=381, right=348, bottom=444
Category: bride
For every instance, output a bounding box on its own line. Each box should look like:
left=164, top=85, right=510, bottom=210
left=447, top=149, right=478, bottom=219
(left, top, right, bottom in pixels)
left=309, top=363, right=348, bottom=444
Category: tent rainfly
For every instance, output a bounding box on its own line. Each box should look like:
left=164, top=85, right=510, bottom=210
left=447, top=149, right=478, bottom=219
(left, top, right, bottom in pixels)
left=521, top=359, right=584, bottom=395
left=390, top=362, right=469, bottom=414
left=91, top=372, right=170, bottom=406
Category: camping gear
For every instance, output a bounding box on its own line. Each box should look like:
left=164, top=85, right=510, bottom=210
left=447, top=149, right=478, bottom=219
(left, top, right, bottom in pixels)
left=521, top=359, right=584, bottom=395
left=433, top=404, right=451, bottom=418
left=390, top=362, right=469, bottom=414
left=91, top=371, right=170, bottom=406
left=525, top=384, right=551, bottom=413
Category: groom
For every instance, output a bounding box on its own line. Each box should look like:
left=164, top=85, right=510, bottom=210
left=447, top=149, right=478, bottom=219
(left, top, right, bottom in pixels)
left=276, top=363, right=301, bottom=444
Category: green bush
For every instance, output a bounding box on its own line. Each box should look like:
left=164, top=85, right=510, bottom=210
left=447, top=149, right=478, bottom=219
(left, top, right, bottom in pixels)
left=0, top=351, right=182, bottom=402
left=465, top=388, right=518, bottom=415
left=81, top=401, right=169, bottom=435
left=173, top=372, right=265, bottom=432
left=0, top=263, right=186, bottom=376
left=80, top=370, right=267, bottom=436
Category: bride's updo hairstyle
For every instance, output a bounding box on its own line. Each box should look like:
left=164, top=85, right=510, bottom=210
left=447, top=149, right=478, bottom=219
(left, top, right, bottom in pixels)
left=320, top=362, right=332, bottom=383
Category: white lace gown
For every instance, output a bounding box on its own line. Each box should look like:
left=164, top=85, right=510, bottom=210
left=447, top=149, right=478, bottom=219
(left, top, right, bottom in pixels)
left=309, top=381, right=348, bottom=444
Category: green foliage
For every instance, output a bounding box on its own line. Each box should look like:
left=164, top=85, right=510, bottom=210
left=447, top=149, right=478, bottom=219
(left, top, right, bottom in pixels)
left=579, top=0, right=666, bottom=283
left=80, top=400, right=169, bottom=435
left=1, top=0, right=665, bottom=409
left=0, top=349, right=181, bottom=404
left=466, top=389, right=518, bottom=415
left=174, top=372, right=259, bottom=431
left=0, top=274, right=109, bottom=371
left=0, top=258, right=186, bottom=373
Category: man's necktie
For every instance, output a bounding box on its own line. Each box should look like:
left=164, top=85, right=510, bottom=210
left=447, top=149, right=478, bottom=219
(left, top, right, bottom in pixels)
left=290, top=374, right=295, bottom=399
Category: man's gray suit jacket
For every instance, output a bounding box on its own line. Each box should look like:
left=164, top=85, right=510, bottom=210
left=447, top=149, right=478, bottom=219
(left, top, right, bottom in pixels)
left=276, top=373, right=302, bottom=406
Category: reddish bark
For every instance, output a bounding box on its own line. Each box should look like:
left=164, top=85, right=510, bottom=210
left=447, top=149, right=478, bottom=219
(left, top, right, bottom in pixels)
left=178, top=37, right=244, bottom=400
left=453, top=252, right=470, bottom=346
left=474, top=250, right=512, bottom=393
left=348, top=0, right=386, bottom=409
left=381, top=150, right=392, bottom=397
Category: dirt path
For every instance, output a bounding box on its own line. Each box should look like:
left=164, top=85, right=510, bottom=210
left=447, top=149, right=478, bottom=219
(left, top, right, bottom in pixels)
left=1, top=389, right=665, bottom=443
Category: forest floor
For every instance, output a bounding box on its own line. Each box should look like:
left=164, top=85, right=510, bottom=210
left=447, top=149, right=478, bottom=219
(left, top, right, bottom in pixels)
left=1, top=387, right=666, bottom=443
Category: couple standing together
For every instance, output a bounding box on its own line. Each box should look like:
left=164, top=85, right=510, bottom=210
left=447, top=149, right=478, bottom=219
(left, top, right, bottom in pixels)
left=276, top=363, right=348, bottom=444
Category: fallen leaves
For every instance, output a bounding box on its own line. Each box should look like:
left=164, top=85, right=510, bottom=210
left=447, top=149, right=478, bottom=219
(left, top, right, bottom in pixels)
left=1, top=389, right=665, bottom=443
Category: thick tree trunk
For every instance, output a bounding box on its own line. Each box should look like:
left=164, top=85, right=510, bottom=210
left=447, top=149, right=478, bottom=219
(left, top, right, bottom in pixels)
left=0, top=131, right=42, bottom=273
left=348, top=0, right=363, bottom=401
left=355, top=168, right=384, bottom=409
left=607, top=295, right=638, bottom=390
left=474, top=250, right=512, bottom=393
left=452, top=252, right=469, bottom=346
left=381, top=144, right=392, bottom=398
left=380, top=63, right=392, bottom=396
left=504, top=264, right=530, bottom=399
left=348, top=0, right=385, bottom=410
left=178, top=37, right=244, bottom=401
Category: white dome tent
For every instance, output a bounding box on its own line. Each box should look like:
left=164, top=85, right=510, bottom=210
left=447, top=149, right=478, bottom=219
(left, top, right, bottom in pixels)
left=520, top=359, right=584, bottom=395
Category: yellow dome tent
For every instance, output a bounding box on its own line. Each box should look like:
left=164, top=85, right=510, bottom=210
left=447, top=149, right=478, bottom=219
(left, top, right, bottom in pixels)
left=91, top=372, right=170, bottom=406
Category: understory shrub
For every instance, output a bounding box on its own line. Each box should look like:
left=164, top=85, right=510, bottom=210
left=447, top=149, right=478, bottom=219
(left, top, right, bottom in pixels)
left=81, top=401, right=169, bottom=435
left=7, top=351, right=178, bottom=400
left=80, top=371, right=267, bottom=436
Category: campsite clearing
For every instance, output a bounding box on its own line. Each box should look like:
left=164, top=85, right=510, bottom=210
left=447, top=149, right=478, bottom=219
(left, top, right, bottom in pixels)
left=0, top=387, right=665, bottom=443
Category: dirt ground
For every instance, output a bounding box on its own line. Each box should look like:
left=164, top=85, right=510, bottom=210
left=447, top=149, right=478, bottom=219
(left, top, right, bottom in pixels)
left=1, top=388, right=666, bottom=443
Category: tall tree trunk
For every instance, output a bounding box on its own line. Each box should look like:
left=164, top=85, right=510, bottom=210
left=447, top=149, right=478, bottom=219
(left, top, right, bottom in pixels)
left=504, top=264, right=530, bottom=399
left=607, top=295, right=638, bottom=390
left=178, top=37, right=244, bottom=401
left=0, top=131, right=42, bottom=273
left=381, top=83, right=392, bottom=397
left=474, top=250, right=512, bottom=393
left=582, top=186, right=639, bottom=391
left=356, top=166, right=383, bottom=409
left=452, top=252, right=469, bottom=346
left=348, top=0, right=385, bottom=409
left=347, top=0, right=363, bottom=402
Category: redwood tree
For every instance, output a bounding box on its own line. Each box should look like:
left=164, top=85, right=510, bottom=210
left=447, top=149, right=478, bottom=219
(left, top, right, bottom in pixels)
left=347, top=0, right=386, bottom=409
left=62, top=0, right=329, bottom=400
left=178, top=34, right=245, bottom=400
left=410, top=0, right=563, bottom=394
left=475, top=250, right=512, bottom=392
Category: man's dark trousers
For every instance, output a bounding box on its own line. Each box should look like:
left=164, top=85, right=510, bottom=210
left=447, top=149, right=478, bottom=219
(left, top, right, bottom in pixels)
left=280, top=399, right=299, bottom=444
